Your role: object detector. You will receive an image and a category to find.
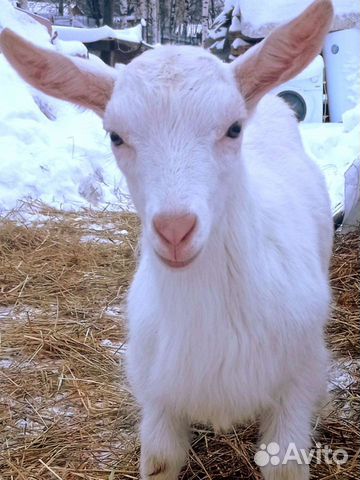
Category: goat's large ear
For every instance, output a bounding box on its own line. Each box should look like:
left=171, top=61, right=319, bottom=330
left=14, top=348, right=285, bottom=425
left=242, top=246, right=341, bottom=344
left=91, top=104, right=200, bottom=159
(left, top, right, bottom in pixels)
left=0, top=28, right=116, bottom=116
left=232, top=0, right=333, bottom=111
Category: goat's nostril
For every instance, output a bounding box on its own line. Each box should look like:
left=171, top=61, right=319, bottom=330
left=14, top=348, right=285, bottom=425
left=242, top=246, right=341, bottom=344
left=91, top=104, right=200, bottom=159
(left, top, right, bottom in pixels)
left=153, top=213, right=197, bottom=247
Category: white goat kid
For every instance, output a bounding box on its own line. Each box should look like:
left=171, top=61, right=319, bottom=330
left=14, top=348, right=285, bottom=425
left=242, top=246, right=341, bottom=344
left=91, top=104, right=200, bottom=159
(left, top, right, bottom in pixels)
left=0, top=1, right=334, bottom=478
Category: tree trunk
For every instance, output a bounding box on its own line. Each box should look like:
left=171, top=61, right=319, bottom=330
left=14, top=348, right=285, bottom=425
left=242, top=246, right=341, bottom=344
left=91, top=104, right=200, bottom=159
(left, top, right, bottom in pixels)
left=159, top=0, right=166, bottom=43
left=201, top=0, right=210, bottom=46
left=169, top=0, right=176, bottom=42
left=150, top=0, right=160, bottom=44
left=18, top=0, right=28, bottom=9
left=87, top=0, right=102, bottom=27
left=139, top=0, right=147, bottom=20
left=139, top=0, right=148, bottom=41
left=101, top=0, right=114, bottom=65
left=210, top=0, right=215, bottom=22
left=103, top=0, right=113, bottom=27
left=183, top=0, right=190, bottom=42
left=58, top=0, right=64, bottom=16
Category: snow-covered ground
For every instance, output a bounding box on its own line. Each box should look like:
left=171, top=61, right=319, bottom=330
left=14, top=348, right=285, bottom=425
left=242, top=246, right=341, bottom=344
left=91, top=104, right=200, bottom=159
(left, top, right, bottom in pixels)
left=0, top=0, right=129, bottom=212
left=0, top=0, right=359, bottom=221
left=300, top=109, right=360, bottom=219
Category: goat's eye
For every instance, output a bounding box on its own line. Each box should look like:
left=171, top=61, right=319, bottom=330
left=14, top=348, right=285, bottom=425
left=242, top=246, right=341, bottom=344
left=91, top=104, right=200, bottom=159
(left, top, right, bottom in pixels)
left=110, top=132, right=124, bottom=146
left=226, top=122, right=242, bottom=139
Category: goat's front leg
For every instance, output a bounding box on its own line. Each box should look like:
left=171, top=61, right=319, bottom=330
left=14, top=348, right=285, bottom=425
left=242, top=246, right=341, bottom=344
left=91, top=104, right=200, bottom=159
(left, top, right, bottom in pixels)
left=140, top=405, right=190, bottom=480
left=257, top=381, right=323, bottom=480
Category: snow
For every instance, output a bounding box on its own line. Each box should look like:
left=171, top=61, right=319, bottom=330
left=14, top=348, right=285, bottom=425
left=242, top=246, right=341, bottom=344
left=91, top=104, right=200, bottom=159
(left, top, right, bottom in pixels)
left=101, top=338, right=126, bottom=356
left=240, top=0, right=359, bottom=29
left=300, top=107, right=360, bottom=216
left=213, top=39, right=225, bottom=50
left=208, top=26, right=228, bottom=40
left=237, top=0, right=360, bottom=37
left=52, top=34, right=89, bottom=58
left=0, top=54, right=129, bottom=211
left=80, top=227, right=128, bottom=244
left=0, top=0, right=50, bottom=46
left=54, top=24, right=142, bottom=44
left=232, top=37, right=249, bottom=49
left=0, top=1, right=359, bottom=223
left=26, top=1, right=72, bottom=17
left=328, top=359, right=359, bottom=391
left=0, top=306, right=13, bottom=320
left=0, top=0, right=130, bottom=213
left=0, top=359, right=13, bottom=368
left=229, top=15, right=241, bottom=33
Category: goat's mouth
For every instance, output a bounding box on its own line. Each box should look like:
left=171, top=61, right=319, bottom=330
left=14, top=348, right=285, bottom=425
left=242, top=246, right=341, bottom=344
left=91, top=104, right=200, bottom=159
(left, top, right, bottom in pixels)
left=155, top=250, right=201, bottom=269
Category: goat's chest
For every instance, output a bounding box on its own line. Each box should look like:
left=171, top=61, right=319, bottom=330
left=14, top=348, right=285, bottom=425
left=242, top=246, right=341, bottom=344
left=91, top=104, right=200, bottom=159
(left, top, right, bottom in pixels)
left=148, top=300, right=286, bottom=429
left=127, top=257, right=313, bottom=429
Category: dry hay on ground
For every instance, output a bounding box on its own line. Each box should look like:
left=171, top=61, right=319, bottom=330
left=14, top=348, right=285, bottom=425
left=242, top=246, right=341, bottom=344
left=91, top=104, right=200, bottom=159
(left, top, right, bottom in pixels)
left=0, top=203, right=359, bottom=480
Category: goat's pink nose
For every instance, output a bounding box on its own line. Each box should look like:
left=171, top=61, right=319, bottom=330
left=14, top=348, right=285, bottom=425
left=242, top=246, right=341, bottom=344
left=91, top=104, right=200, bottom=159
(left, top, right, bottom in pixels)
left=153, top=213, right=197, bottom=247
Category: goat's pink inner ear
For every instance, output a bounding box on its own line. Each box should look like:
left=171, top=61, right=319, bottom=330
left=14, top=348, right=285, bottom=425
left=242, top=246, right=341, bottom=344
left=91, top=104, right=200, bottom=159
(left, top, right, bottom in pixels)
left=232, top=0, right=334, bottom=110
left=0, top=28, right=115, bottom=116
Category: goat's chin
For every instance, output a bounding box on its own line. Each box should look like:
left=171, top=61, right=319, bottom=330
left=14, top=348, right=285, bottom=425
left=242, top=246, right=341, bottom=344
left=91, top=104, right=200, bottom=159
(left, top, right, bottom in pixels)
left=155, top=249, right=202, bottom=269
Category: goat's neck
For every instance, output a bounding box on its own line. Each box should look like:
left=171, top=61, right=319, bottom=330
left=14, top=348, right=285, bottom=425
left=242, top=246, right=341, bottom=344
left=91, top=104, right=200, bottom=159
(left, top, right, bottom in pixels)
left=215, top=167, right=262, bottom=261
left=142, top=182, right=264, bottom=331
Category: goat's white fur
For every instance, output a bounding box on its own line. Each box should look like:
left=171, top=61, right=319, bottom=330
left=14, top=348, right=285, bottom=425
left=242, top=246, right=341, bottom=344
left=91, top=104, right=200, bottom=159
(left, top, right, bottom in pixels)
left=0, top=2, right=334, bottom=478
left=102, top=46, right=333, bottom=480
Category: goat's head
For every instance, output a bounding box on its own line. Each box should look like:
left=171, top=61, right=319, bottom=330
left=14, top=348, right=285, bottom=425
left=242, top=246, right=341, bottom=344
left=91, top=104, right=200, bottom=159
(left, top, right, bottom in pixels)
left=0, top=0, right=333, bottom=269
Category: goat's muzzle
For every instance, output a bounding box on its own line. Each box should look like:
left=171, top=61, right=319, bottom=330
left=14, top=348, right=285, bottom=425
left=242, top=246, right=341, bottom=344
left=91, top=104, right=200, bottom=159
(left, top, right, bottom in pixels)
left=152, top=212, right=200, bottom=268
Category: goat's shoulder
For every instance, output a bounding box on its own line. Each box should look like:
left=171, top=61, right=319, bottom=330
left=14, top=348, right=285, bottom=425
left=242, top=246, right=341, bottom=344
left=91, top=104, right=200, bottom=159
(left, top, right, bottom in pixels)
left=241, top=95, right=332, bottom=269
left=243, top=95, right=323, bottom=187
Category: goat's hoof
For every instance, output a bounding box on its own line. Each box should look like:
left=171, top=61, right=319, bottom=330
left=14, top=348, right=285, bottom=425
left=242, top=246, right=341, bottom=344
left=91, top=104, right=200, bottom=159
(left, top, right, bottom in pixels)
left=141, top=456, right=179, bottom=480
left=148, top=460, right=167, bottom=477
